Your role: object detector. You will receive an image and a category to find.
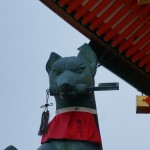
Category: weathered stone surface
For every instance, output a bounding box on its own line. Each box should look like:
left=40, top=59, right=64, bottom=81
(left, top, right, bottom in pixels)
left=38, top=43, right=102, bottom=150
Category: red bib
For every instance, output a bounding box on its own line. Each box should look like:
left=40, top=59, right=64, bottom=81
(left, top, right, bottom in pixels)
left=41, top=111, right=101, bottom=144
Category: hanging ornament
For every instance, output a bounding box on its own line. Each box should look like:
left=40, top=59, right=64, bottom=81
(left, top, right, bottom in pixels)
left=38, top=89, right=53, bottom=136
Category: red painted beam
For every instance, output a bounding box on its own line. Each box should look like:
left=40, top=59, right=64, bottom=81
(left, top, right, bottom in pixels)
left=82, top=0, right=110, bottom=25
left=104, top=12, right=135, bottom=42
left=146, top=62, right=150, bottom=72
left=67, top=0, right=83, bottom=13
left=75, top=0, right=97, bottom=20
left=139, top=55, right=150, bottom=67
left=126, top=33, right=150, bottom=57
left=59, top=0, right=70, bottom=7
left=89, top=0, right=123, bottom=31
left=112, top=17, right=143, bottom=47
left=119, top=23, right=149, bottom=52
left=132, top=44, right=150, bottom=62
left=96, top=5, right=128, bottom=36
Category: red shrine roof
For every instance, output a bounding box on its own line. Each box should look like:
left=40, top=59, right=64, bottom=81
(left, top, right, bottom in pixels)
left=40, top=0, right=150, bottom=95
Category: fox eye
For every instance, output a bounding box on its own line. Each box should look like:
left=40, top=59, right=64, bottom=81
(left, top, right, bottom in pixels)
left=75, top=67, right=85, bottom=74
left=52, top=69, right=62, bottom=76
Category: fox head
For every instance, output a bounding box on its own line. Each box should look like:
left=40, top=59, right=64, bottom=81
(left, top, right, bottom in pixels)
left=46, top=43, right=98, bottom=107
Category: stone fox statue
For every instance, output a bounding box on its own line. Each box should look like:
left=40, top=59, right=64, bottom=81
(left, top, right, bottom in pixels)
left=38, top=43, right=103, bottom=150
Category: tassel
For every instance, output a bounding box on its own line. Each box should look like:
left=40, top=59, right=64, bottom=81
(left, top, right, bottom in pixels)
left=38, top=89, right=53, bottom=136
left=38, top=108, right=49, bottom=136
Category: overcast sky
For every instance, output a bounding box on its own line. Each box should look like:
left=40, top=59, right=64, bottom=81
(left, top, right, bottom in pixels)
left=0, top=1, right=150, bottom=150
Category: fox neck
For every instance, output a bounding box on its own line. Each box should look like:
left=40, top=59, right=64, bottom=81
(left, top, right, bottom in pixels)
left=54, top=92, right=97, bottom=110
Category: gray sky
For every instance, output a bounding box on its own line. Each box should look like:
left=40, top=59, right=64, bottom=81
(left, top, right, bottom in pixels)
left=0, top=1, right=150, bottom=150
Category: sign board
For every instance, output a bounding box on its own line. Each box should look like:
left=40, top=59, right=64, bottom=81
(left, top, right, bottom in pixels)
left=136, top=96, right=150, bottom=113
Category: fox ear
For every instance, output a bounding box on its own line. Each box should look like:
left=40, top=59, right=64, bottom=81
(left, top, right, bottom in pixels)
left=46, top=52, right=62, bottom=74
left=78, top=43, right=98, bottom=77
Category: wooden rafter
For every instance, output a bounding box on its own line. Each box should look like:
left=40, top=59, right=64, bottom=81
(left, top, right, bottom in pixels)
left=40, top=0, right=150, bottom=95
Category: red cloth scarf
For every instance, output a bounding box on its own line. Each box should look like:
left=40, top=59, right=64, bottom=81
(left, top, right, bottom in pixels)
left=41, top=111, right=102, bottom=144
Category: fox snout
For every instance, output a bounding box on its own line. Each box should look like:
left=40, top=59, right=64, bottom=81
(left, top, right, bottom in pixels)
left=56, top=71, right=76, bottom=92
left=59, top=83, right=73, bottom=92
left=58, top=82, right=75, bottom=99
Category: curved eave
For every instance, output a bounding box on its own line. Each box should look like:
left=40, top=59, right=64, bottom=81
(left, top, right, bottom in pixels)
left=40, top=0, right=150, bottom=95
